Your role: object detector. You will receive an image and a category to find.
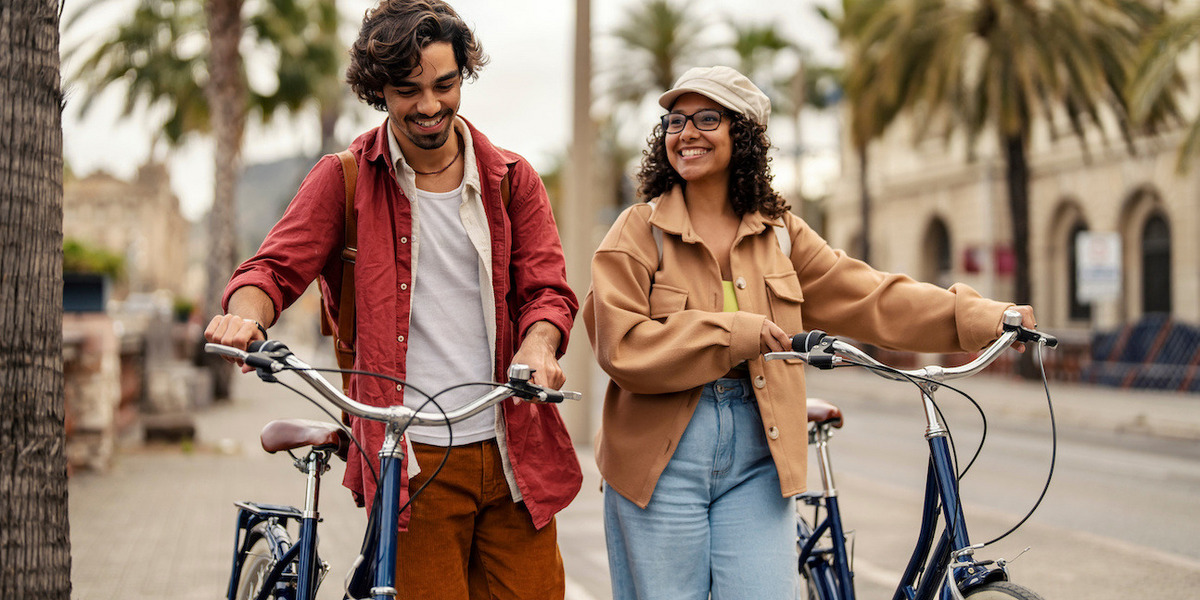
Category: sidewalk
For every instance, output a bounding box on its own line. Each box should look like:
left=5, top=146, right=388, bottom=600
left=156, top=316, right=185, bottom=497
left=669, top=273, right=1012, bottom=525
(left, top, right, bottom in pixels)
left=68, top=369, right=609, bottom=600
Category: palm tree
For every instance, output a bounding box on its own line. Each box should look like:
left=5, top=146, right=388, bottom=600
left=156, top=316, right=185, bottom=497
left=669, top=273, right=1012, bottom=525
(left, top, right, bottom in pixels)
left=1, top=1, right=71, bottom=597
left=66, top=0, right=346, bottom=316
left=820, top=0, right=893, bottom=262
left=607, top=0, right=710, bottom=108
left=838, top=0, right=1178, bottom=305
left=1127, top=4, right=1200, bottom=173
left=729, top=22, right=793, bottom=86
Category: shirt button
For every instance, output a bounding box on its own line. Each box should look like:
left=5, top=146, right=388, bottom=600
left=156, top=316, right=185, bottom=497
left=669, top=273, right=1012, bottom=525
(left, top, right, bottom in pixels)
left=754, top=375, right=766, bottom=388
left=396, top=384, right=403, bottom=391
left=400, top=283, right=408, bottom=291
left=735, top=277, right=746, bottom=289
left=767, top=426, right=780, bottom=440
left=397, top=335, right=405, bottom=343
left=400, top=237, right=408, bottom=244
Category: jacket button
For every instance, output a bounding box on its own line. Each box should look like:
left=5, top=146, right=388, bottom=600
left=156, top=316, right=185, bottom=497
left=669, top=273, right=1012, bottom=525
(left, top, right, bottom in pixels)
left=400, top=236, right=408, bottom=244
left=400, top=283, right=408, bottom=291
left=396, top=384, right=403, bottom=391
left=767, top=426, right=779, bottom=440
left=754, top=375, right=766, bottom=388
left=735, top=277, right=746, bottom=289
left=397, top=335, right=405, bottom=343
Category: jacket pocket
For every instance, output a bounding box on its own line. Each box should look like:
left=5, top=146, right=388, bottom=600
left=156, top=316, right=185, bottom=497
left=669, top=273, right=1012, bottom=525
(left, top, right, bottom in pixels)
left=764, top=272, right=804, bottom=331
left=648, top=283, right=689, bottom=320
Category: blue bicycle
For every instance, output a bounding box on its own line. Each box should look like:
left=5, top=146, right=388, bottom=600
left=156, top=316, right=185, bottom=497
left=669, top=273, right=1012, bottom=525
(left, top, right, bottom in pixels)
left=767, top=310, right=1057, bottom=600
left=204, top=340, right=578, bottom=600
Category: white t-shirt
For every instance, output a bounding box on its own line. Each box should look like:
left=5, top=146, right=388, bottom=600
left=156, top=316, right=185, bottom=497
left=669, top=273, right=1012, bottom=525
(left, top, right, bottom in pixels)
left=402, top=182, right=497, bottom=445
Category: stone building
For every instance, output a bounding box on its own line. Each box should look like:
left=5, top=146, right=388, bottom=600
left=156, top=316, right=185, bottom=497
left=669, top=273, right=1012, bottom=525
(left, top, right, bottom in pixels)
left=824, top=67, right=1199, bottom=341
left=64, top=162, right=193, bottom=300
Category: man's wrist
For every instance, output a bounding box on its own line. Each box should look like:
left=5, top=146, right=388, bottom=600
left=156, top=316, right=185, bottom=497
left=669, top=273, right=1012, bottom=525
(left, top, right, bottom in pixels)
left=523, top=321, right=563, bottom=353
left=244, top=318, right=269, bottom=340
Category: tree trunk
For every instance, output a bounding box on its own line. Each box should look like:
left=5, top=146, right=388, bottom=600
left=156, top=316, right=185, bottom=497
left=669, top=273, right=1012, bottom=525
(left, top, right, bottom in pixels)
left=204, top=0, right=247, bottom=399
left=1003, top=134, right=1031, bottom=306
left=0, top=1, right=71, bottom=597
left=858, top=143, right=871, bottom=264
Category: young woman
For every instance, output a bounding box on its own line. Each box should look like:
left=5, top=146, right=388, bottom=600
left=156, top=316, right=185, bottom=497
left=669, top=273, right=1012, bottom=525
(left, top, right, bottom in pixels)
left=582, top=66, right=1035, bottom=599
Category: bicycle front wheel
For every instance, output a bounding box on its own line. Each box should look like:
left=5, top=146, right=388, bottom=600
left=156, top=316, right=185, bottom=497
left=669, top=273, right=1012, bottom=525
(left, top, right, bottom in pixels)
left=234, top=523, right=292, bottom=600
left=963, top=581, right=1046, bottom=600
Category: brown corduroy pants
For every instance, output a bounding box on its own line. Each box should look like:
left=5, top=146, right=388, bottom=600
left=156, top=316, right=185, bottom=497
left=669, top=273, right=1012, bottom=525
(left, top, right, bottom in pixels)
left=395, top=439, right=565, bottom=600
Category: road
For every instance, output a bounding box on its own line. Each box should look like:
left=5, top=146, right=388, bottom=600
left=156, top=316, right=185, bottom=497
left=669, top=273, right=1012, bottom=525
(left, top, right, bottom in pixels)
left=804, top=368, right=1200, bottom=600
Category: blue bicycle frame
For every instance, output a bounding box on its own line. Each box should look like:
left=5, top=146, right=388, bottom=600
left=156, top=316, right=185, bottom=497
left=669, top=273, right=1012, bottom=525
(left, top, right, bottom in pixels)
left=782, top=310, right=1052, bottom=600
left=796, top=386, right=1010, bottom=600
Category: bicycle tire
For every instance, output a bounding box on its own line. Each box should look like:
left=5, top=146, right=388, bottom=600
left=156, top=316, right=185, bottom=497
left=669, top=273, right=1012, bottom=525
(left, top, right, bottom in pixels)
left=234, top=523, right=292, bottom=600
left=963, top=581, right=1046, bottom=600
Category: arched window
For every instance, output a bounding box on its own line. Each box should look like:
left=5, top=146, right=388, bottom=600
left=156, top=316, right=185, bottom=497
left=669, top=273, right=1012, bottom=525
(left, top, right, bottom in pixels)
left=1067, top=221, right=1092, bottom=321
left=1141, top=214, right=1171, bottom=315
left=921, top=218, right=952, bottom=288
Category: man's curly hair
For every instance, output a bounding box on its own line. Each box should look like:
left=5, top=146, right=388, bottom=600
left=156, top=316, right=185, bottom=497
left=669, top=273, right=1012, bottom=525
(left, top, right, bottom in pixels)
left=636, top=113, right=789, bottom=219
left=346, top=0, right=488, bottom=112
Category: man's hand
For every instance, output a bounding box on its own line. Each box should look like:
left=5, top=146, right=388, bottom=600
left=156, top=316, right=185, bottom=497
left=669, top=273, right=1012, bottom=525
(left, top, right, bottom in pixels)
left=204, top=314, right=267, bottom=372
left=203, top=286, right=275, bottom=372
left=512, top=321, right=565, bottom=391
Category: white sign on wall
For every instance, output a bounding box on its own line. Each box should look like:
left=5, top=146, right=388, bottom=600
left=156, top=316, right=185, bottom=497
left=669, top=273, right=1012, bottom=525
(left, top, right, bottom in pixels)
left=1076, top=232, right=1121, bottom=303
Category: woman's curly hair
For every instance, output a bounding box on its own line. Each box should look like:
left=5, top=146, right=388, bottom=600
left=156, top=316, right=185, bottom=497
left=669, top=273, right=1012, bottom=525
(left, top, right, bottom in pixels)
left=636, top=112, right=789, bottom=219
left=346, top=0, right=488, bottom=112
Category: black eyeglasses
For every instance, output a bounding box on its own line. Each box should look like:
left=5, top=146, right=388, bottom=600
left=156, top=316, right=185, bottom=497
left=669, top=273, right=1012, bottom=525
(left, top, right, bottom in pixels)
left=661, top=109, right=732, bottom=134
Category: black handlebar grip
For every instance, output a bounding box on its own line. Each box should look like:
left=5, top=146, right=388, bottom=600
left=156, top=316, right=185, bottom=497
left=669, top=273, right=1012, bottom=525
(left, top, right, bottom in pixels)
left=248, top=340, right=268, bottom=352
left=244, top=353, right=277, bottom=370
left=541, top=389, right=565, bottom=403
left=792, top=330, right=827, bottom=352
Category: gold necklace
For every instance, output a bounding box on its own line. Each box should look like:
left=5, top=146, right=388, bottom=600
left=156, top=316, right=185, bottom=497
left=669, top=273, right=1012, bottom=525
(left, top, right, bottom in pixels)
left=411, top=135, right=462, bottom=176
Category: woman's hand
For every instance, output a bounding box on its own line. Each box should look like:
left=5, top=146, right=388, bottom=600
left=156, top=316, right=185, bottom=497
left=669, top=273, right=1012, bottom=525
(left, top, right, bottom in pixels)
left=760, top=319, right=791, bottom=354
left=998, top=305, right=1037, bottom=352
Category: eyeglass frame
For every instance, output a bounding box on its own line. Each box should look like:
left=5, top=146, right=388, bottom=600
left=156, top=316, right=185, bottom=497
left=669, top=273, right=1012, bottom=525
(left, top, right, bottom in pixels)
left=660, top=109, right=736, bottom=134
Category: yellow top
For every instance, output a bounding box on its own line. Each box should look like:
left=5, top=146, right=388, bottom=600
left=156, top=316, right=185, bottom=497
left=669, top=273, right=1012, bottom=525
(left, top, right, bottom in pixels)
left=722, top=281, right=739, bottom=312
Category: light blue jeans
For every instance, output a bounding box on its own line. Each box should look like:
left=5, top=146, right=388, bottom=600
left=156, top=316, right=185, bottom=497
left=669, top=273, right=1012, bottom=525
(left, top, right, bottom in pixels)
left=604, top=378, right=800, bottom=600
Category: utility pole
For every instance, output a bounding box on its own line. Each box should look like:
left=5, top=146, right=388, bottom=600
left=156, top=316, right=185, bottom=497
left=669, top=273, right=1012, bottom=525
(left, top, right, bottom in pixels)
left=560, top=0, right=596, bottom=441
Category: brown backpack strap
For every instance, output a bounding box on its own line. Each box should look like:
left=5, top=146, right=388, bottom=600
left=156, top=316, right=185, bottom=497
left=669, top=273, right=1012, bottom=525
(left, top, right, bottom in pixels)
left=500, top=169, right=511, bottom=209
left=334, top=150, right=358, bottom=392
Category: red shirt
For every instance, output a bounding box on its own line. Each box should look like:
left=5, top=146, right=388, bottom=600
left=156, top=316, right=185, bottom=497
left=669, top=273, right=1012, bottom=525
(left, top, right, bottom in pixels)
left=223, top=119, right=581, bottom=529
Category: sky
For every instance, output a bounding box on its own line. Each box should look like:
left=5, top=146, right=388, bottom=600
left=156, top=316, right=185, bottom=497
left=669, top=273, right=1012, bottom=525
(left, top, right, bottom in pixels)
left=61, top=0, right=841, bottom=222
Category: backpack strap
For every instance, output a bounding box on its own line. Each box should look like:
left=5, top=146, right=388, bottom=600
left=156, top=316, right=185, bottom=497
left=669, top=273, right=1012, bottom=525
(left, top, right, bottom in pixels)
left=333, top=150, right=358, bottom=391
left=500, top=169, right=511, bottom=209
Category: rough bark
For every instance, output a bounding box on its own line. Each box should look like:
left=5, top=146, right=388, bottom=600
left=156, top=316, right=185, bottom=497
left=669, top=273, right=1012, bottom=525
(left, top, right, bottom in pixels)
left=203, top=0, right=246, bottom=398
left=1004, top=134, right=1031, bottom=306
left=0, top=1, right=71, bottom=597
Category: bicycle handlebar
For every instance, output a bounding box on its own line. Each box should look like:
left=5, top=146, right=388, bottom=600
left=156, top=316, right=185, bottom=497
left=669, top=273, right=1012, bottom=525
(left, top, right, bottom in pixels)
left=204, top=340, right=580, bottom=429
left=765, top=309, right=1057, bottom=384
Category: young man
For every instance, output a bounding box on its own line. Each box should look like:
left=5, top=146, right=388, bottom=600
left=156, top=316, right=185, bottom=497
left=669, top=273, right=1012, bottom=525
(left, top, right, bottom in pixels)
left=204, top=1, right=581, bottom=597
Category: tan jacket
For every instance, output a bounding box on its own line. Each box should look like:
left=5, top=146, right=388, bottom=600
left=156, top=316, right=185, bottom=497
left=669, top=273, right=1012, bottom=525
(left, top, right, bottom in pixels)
left=582, top=186, right=1012, bottom=508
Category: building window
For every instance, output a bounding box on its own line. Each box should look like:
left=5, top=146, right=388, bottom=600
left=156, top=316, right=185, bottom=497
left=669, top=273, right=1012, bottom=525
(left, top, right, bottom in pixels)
left=1141, top=214, right=1171, bottom=315
left=1068, top=222, right=1092, bottom=322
